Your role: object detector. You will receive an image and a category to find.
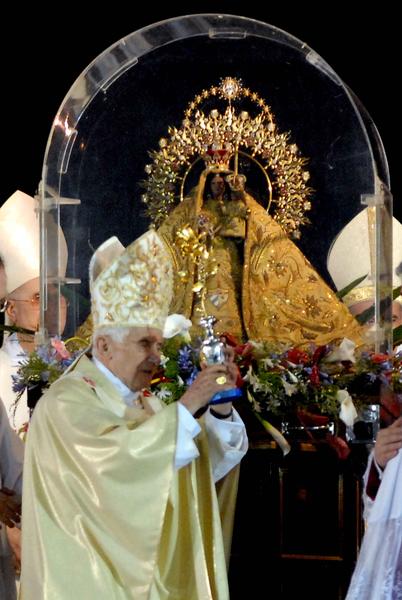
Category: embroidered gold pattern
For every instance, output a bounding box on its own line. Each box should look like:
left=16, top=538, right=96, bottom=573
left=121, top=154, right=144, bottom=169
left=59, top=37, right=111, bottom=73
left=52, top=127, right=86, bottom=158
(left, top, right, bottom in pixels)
left=91, top=232, right=173, bottom=332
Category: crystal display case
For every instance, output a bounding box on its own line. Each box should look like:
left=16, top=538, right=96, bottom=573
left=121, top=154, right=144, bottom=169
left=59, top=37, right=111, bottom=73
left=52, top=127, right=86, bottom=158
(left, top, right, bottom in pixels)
left=38, top=14, right=394, bottom=352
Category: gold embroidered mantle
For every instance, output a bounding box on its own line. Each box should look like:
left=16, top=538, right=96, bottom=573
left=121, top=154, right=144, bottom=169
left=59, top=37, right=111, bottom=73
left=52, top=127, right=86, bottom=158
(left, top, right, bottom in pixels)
left=158, top=172, right=362, bottom=347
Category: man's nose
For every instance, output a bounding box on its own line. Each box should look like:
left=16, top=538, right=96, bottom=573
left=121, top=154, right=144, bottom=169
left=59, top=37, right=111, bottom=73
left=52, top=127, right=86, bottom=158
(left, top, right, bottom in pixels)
left=148, top=346, right=161, bottom=365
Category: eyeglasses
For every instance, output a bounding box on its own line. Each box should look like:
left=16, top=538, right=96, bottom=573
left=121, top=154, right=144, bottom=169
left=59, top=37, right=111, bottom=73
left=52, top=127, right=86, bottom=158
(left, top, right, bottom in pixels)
left=7, top=292, right=41, bottom=307
left=6, top=293, right=70, bottom=308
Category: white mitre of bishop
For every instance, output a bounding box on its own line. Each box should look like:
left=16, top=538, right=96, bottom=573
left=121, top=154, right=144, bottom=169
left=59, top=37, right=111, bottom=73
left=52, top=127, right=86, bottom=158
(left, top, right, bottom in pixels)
left=327, top=207, right=402, bottom=307
left=89, top=230, right=173, bottom=333
left=0, top=191, right=40, bottom=294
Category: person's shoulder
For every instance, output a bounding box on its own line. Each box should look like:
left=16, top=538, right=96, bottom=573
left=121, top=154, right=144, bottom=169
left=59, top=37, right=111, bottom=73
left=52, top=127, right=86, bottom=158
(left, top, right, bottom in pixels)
left=31, top=371, right=100, bottom=435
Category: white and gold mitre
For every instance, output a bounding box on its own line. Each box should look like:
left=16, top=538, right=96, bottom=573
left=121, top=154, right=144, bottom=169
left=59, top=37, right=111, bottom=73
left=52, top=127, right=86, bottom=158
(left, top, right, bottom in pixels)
left=89, top=230, right=173, bottom=332
left=327, top=207, right=402, bottom=306
left=0, top=190, right=40, bottom=293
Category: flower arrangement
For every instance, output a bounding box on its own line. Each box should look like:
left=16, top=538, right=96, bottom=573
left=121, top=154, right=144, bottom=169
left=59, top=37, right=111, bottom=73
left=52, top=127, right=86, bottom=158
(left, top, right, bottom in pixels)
left=151, top=334, right=402, bottom=444
left=11, top=313, right=402, bottom=454
left=244, top=340, right=401, bottom=423
left=12, top=337, right=83, bottom=403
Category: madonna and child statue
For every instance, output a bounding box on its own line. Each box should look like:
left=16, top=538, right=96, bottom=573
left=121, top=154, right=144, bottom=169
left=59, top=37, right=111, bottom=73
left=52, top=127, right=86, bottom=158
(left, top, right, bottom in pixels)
left=141, top=77, right=362, bottom=348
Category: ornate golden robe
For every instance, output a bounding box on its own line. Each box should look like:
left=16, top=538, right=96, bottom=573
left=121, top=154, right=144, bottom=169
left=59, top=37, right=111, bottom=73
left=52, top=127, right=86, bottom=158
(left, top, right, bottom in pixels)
left=20, top=355, right=229, bottom=599
left=158, top=171, right=363, bottom=347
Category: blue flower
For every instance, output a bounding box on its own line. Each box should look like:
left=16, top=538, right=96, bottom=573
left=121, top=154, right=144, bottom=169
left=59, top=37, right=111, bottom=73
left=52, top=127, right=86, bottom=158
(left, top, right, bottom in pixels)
left=185, top=367, right=200, bottom=386
left=178, top=346, right=194, bottom=372
left=11, top=374, right=26, bottom=393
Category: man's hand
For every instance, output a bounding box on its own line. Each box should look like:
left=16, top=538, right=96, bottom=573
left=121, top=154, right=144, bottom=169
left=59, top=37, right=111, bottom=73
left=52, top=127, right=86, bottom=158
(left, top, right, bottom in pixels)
left=374, top=417, right=402, bottom=469
left=7, top=526, right=21, bottom=569
left=0, top=488, right=21, bottom=528
left=179, top=362, right=237, bottom=415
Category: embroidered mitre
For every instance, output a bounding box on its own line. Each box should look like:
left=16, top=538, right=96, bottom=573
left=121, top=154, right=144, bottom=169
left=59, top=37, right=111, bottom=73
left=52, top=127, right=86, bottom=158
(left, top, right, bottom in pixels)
left=0, top=191, right=40, bottom=293
left=327, top=207, right=402, bottom=306
left=90, top=230, right=173, bottom=332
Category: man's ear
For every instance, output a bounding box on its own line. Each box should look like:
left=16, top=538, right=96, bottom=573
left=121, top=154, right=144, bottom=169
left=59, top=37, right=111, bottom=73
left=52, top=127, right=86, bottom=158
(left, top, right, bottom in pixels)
left=5, top=299, right=17, bottom=324
left=95, top=335, right=110, bottom=359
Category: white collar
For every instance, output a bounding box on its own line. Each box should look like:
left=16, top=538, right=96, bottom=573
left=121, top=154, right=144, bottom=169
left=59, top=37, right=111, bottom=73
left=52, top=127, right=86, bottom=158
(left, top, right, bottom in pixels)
left=92, top=357, right=139, bottom=407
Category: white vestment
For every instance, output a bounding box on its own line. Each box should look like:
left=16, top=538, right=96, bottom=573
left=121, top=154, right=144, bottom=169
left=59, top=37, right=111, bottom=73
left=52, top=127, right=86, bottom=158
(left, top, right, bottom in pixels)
left=0, top=334, right=29, bottom=432
left=0, top=398, right=24, bottom=600
left=346, top=450, right=402, bottom=599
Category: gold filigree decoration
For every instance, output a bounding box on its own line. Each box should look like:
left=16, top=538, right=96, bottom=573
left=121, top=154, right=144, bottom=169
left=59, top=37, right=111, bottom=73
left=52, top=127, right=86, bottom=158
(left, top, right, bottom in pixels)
left=141, top=77, right=313, bottom=238
left=175, top=224, right=218, bottom=315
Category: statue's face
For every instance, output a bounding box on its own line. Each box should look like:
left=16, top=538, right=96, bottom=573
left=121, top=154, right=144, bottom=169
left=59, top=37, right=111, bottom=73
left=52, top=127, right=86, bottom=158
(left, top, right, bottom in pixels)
left=210, top=175, right=225, bottom=198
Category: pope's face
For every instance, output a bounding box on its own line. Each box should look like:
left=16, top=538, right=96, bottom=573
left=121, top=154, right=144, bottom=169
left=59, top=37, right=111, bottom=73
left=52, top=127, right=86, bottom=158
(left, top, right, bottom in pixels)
left=97, top=327, right=163, bottom=391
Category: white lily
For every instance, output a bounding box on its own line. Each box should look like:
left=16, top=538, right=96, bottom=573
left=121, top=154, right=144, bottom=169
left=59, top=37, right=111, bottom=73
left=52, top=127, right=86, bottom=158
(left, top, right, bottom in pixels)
left=159, top=353, right=169, bottom=368
left=325, top=338, right=356, bottom=364
left=283, top=380, right=298, bottom=396
left=156, top=388, right=173, bottom=401
left=261, top=357, right=275, bottom=369
left=337, top=389, right=358, bottom=427
left=163, top=314, right=192, bottom=341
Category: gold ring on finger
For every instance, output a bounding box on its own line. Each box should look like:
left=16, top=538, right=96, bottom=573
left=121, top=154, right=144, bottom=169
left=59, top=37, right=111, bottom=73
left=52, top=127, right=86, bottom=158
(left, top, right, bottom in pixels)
left=216, top=375, right=227, bottom=385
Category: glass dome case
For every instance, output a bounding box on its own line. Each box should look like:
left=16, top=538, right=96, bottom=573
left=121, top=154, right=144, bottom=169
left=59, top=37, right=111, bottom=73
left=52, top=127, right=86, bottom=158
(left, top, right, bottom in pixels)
left=38, top=14, right=395, bottom=351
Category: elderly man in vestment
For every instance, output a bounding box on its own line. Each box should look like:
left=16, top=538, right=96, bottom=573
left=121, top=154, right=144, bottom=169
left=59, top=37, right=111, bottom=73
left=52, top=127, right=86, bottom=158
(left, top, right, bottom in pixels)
left=0, top=190, right=69, bottom=433
left=0, top=191, right=41, bottom=432
left=20, top=230, right=248, bottom=599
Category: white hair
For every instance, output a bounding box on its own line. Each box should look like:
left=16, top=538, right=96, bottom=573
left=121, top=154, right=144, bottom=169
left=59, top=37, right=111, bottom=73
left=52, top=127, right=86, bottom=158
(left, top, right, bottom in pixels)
left=92, top=326, right=132, bottom=358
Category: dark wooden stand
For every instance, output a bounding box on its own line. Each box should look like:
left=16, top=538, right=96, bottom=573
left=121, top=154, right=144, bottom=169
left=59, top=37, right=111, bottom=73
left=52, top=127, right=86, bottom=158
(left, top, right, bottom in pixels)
left=229, top=430, right=367, bottom=599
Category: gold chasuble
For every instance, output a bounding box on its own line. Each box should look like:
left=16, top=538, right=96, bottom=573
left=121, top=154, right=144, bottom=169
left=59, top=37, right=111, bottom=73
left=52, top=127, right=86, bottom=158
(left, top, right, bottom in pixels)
left=20, top=355, right=229, bottom=600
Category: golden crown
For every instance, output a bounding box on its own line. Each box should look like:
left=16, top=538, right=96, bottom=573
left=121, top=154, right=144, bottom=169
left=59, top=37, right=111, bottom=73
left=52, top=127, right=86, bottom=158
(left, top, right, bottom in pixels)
left=141, top=77, right=312, bottom=238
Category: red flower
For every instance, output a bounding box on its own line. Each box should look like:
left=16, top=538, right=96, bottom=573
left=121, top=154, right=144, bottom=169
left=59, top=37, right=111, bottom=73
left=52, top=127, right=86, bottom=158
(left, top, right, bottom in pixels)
left=287, top=348, right=310, bottom=365
left=220, top=332, right=239, bottom=347
left=312, top=345, right=327, bottom=364
left=297, top=409, right=329, bottom=427
left=221, top=332, right=251, bottom=358
left=309, top=364, right=320, bottom=386
left=371, top=353, right=390, bottom=364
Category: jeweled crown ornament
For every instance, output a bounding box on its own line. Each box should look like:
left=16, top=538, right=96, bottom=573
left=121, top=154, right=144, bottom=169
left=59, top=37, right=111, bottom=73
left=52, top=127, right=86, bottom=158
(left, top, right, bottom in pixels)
left=142, top=76, right=312, bottom=238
